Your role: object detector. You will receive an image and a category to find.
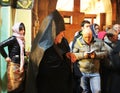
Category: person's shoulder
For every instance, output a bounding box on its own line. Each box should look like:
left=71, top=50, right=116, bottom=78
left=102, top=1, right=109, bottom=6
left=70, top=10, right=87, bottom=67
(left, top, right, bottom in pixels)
left=94, top=37, right=104, bottom=43
left=74, top=31, right=82, bottom=39
left=8, top=36, right=16, bottom=41
left=9, top=36, right=16, bottom=39
left=117, top=40, right=120, bottom=42
left=117, top=40, right=120, bottom=45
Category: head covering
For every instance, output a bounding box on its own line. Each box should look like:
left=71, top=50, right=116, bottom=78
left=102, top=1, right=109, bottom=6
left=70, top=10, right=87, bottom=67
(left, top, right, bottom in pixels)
left=90, top=24, right=98, bottom=38
left=25, top=10, right=65, bottom=93
left=12, top=23, right=21, bottom=33
left=12, top=22, right=25, bottom=70
left=30, top=10, right=65, bottom=67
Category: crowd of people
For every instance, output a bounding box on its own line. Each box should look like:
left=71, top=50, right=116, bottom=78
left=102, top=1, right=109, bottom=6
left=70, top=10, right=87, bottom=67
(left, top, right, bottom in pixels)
left=71, top=20, right=120, bottom=93
left=0, top=10, right=120, bottom=93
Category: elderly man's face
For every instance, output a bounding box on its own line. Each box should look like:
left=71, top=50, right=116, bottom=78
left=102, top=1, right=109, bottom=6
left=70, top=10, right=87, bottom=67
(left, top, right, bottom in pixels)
left=82, top=28, right=93, bottom=44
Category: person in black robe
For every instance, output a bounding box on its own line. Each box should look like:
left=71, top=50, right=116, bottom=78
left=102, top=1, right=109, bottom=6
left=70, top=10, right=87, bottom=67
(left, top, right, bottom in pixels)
left=102, top=28, right=120, bottom=93
left=37, top=35, right=73, bottom=93
left=25, top=10, right=76, bottom=93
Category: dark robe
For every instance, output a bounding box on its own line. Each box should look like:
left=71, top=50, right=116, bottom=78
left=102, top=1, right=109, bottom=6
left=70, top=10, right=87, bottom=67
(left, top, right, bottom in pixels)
left=108, top=40, right=120, bottom=93
left=101, top=40, right=120, bottom=93
left=37, top=38, right=73, bottom=93
left=25, top=10, right=73, bottom=93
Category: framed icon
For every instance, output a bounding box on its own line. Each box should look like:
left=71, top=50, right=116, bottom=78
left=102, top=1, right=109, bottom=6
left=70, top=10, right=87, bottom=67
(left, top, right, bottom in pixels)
left=63, top=16, right=72, bottom=24
left=16, top=0, right=32, bottom=9
left=0, top=0, right=11, bottom=6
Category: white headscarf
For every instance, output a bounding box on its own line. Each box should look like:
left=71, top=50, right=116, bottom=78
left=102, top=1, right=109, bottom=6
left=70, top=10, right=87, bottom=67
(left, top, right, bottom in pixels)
left=12, top=22, right=25, bottom=70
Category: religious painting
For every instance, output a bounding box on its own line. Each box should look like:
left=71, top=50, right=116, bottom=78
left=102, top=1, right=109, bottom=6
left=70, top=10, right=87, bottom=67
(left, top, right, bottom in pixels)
left=0, top=0, right=11, bottom=6
left=16, top=0, right=33, bottom=9
left=63, top=16, right=72, bottom=24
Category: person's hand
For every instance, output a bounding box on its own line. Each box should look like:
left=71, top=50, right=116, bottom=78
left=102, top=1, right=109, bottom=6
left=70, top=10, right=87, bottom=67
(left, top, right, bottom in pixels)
left=89, top=52, right=96, bottom=59
left=84, top=52, right=89, bottom=58
left=5, top=57, right=11, bottom=63
left=19, top=67, right=24, bottom=73
left=66, top=52, right=77, bottom=63
left=15, top=68, right=24, bottom=74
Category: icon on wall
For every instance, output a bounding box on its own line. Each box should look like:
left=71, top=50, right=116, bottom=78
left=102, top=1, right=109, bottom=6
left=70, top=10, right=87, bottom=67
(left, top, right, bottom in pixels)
left=0, top=0, right=33, bottom=9
left=0, top=0, right=11, bottom=6
left=16, top=0, right=33, bottom=9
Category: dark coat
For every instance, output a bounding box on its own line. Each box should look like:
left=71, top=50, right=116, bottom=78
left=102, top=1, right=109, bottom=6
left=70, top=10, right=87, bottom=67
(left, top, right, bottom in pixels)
left=37, top=38, right=73, bottom=93
left=25, top=10, right=73, bottom=93
left=101, top=40, right=120, bottom=93
left=108, top=40, right=120, bottom=93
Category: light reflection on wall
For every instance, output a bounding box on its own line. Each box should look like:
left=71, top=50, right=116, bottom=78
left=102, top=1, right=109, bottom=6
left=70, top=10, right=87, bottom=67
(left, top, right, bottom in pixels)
left=56, top=0, right=112, bottom=25
left=80, top=0, right=96, bottom=13
left=56, top=0, right=105, bottom=13
left=56, top=0, right=74, bottom=11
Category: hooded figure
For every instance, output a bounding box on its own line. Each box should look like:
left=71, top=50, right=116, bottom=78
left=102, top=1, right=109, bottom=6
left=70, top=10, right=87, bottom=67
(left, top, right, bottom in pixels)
left=90, top=23, right=99, bottom=38
left=25, top=10, right=73, bottom=93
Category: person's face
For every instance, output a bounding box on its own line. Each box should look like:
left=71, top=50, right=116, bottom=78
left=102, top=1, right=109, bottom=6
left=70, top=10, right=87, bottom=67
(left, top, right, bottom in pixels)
left=54, top=31, right=64, bottom=44
left=82, top=23, right=90, bottom=30
left=110, top=31, right=118, bottom=42
left=19, top=29, right=25, bottom=36
left=83, top=28, right=93, bottom=44
left=114, top=24, right=120, bottom=34
left=95, top=25, right=99, bottom=33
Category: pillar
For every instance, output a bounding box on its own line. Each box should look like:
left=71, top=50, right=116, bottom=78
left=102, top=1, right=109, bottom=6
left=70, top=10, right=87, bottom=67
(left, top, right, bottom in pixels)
left=0, top=6, right=12, bottom=93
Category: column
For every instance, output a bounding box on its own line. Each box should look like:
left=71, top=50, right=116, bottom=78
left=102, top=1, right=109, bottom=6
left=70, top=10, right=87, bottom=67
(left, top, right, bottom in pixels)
left=0, top=6, right=12, bottom=93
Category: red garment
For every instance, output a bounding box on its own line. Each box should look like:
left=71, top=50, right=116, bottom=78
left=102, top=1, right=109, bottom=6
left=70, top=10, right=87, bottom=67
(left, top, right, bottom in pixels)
left=98, top=31, right=106, bottom=40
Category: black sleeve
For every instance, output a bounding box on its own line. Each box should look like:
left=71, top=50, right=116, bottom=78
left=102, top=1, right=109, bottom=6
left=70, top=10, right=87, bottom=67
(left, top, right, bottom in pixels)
left=59, top=37, right=70, bottom=53
left=0, top=36, right=16, bottom=58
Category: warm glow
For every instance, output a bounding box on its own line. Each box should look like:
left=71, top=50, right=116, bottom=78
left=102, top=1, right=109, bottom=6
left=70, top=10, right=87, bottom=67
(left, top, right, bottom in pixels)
left=56, top=0, right=74, bottom=11
left=56, top=0, right=112, bottom=25
left=56, top=0, right=105, bottom=14
left=95, top=0, right=105, bottom=13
